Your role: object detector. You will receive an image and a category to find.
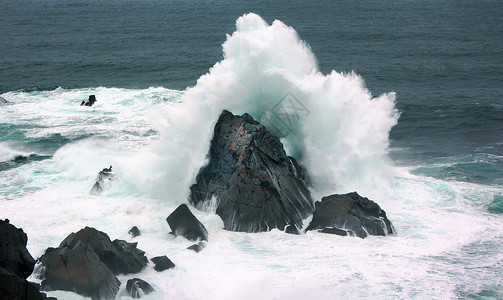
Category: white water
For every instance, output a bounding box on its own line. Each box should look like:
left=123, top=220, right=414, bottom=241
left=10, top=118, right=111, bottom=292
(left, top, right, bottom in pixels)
left=1, top=13, right=502, bottom=299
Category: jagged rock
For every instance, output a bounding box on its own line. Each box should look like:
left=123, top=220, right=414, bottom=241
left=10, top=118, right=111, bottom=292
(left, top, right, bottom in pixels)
left=38, top=242, right=120, bottom=300
left=125, top=278, right=154, bottom=298
left=129, top=226, right=141, bottom=238
left=150, top=256, right=175, bottom=272
left=190, top=110, right=314, bottom=232
left=0, top=219, right=35, bottom=279
left=90, top=169, right=117, bottom=195
left=57, top=227, right=148, bottom=275
left=167, top=204, right=208, bottom=242
left=307, top=192, right=395, bottom=238
left=0, top=266, right=55, bottom=300
left=81, top=95, right=97, bottom=107
left=187, top=242, right=206, bottom=253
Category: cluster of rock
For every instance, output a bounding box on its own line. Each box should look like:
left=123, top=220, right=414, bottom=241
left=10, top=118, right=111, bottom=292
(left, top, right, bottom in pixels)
left=36, top=226, right=149, bottom=299
left=1, top=204, right=206, bottom=300
left=190, top=110, right=395, bottom=237
left=2, top=109, right=396, bottom=299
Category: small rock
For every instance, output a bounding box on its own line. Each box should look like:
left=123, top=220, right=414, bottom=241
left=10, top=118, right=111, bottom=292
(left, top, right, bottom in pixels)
left=150, top=256, right=175, bottom=272
left=128, top=226, right=141, bottom=238
left=166, top=204, right=208, bottom=242
left=125, top=278, right=154, bottom=298
left=187, top=242, right=206, bottom=253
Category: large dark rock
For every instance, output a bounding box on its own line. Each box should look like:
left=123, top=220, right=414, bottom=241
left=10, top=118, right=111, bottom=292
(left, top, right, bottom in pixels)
left=190, top=110, right=314, bottom=232
left=57, top=227, right=148, bottom=275
left=0, top=266, right=55, bottom=300
left=307, top=192, right=395, bottom=238
left=166, top=204, right=208, bottom=242
left=125, top=278, right=154, bottom=298
left=0, top=219, right=35, bottom=279
left=37, top=227, right=148, bottom=300
left=38, top=242, right=120, bottom=300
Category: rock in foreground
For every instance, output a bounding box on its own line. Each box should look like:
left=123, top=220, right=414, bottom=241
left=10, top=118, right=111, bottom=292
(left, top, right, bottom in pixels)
left=307, top=192, right=395, bottom=238
left=0, top=219, right=35, bottom=279
left=38, top=227, right=148, bottom=299
left=190, top=110, right=314, bottom=232
left=38, top=242, right=120, bottom=300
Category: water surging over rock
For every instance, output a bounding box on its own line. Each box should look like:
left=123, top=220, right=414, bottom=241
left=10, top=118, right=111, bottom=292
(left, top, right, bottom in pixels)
left=190, top=110, right=314, bottom=232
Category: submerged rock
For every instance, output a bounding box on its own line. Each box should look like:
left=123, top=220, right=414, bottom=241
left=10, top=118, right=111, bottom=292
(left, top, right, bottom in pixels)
left=81, top=95, right=97, bottom=107
left=190, top=110, right=314, bottom=232
left=126, top=278, right=154, bottom=298
left=166, top=204, right=208, bottom=242
left=150, top=256, right=175, bottom=272
left=307, top=192, right=395, bottom=238
left=90, top=168, right=117, bottom=195
left=187, top=242, right=206, bottom=253
left=0, top=219, right=35, bottom=279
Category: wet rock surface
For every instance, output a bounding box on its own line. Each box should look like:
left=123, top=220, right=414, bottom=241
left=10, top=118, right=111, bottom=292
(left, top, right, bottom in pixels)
left=307, top=192, right=395, bottom=238
left=190, top=110, right=314, bottom=232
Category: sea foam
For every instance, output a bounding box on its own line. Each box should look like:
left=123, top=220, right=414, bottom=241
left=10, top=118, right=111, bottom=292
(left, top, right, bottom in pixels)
left=138, top=13, right=399, bottom=203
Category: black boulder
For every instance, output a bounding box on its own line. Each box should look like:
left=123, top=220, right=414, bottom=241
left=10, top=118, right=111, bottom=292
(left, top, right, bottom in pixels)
left=150, top=256, right=175, bottom=272
left=307, top=192, right=395, bottom=238
left=190, top=110, right=314, bottom=232
left=0, top=219, right=35, bottom=279
left=166, top=204, right=208, bottom=242
left=126, top=278, right=154, bottom=298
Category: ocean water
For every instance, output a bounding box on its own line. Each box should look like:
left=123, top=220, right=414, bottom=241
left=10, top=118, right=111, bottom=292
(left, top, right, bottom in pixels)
left=1, top=0, right=502, bottom=299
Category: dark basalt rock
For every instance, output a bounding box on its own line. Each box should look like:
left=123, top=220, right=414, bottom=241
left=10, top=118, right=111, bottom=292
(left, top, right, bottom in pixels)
left=284, top=223, right=302, bottom=235
left=167, top=204, right=208, bottom=242
left=150, top=256, right=175, bottom=272
left=0, top=219, right=36, bottom=279
left=190, top=110, right=314, bottom=232
left=58, top=227, right=148, bottom=275
left=81, top=95, right=97, bottom=107
left=126, top=278, right=154, bottom=298
left=90, top=169, right=117, bottom=195
left=307, top=192, right=395, bottom=238
left=187, top=242, right=206, bottom=253
left=38, top=242, right=120, bottom=300
left=129, top=226, right=141, bottom=238
left=0, top=266, right=55, bottom=300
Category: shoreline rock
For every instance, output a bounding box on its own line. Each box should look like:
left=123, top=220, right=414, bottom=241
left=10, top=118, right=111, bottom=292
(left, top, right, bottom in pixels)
left=307, top=192, right=395, bottom=238
left=190, top=110, right=314, bottom=232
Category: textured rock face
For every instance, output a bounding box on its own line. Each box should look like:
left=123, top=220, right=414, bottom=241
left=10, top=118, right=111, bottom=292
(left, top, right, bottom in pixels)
left=126, top=278, right=154, bottom=298
left=38, top=227, right=149, bottom=299
left=190, top=110, right=314, bottom=232
left=0, top=266, right=54, bottom=300
left=150, top=256, right=175, bottom=272
left=39, top=242, right=120, bottom=300
left=0, top=219, right=35, bottom=279
left=166, top=204, right=208, bottom=242
left=58, top=227, right=148, bottom=275
left=307, top=192, right=395, bottom=238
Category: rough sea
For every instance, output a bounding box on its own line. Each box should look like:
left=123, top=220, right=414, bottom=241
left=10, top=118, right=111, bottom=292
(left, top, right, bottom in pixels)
left=1, top=0, right=502, bottom=299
